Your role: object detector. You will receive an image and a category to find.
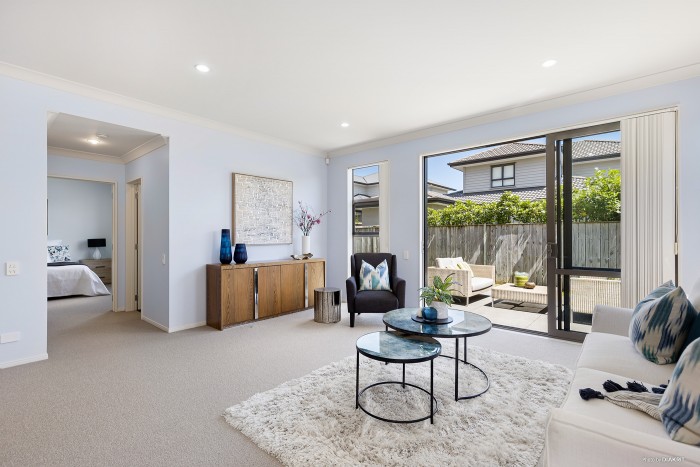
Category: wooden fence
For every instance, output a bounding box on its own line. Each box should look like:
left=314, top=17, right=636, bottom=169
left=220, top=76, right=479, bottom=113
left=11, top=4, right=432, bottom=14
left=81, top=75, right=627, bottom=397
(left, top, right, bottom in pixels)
left=427, top=222, right=620, bottom=285
left=353, top=235, right=380, bottom=253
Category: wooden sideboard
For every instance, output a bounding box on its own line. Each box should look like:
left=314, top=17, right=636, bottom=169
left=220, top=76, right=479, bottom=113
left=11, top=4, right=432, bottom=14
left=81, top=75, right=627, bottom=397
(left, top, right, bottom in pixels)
left=206, top=258, right=326, bottom=330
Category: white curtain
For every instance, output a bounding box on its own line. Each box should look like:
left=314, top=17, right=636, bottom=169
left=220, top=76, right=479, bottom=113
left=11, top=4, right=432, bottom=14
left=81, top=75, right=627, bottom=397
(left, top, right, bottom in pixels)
left=620, top=111, right=676, bottom=308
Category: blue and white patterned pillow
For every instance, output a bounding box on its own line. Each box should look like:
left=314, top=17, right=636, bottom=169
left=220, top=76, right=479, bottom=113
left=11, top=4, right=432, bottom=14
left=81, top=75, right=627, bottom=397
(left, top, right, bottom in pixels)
left=629, top=285, right=697, bottom=364
left=47, top=245, right=71, bottom=263
left=659, top=337, right=700, bottom=445
left=358, top=259, right=392, bottom=292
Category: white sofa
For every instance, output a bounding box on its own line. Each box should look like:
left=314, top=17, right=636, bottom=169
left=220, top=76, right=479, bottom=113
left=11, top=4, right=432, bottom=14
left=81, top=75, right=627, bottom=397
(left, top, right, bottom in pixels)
left=544, top=304, right=700, bottom=466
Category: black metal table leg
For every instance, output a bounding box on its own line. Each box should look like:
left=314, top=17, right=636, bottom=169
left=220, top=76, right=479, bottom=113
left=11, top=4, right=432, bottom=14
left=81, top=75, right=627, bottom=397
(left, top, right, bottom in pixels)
left=402, top=363, right=405, bottom=388
left=356, top=349, right=359, bottom=409
left=430, top=359, right=434, bottom=424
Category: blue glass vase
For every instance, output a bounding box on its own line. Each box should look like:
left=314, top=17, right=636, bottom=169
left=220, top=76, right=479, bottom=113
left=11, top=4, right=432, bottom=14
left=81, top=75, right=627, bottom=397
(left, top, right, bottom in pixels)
left=422, top=306, right=438, bottom=321
left=219, top=229, right=232, bottom=264
left=233, top=243, right=248, bottom=264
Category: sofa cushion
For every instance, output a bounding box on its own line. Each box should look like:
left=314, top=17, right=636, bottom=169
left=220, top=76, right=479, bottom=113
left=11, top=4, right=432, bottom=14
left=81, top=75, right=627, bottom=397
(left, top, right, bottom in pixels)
left=471, top=277, right=493, bottom=292
left=456, top=261, right=473, bottom=273
left=354, top=290, right=399, bottom=313
left=577, top=332, right=675, bottom=384
left=435, top=257, right=463, bottom=269
left=358, top=259, right=391, bottom=292
left=629, top=286, right=697, bottom=364
left=561, top=367, right=669, bottom=438
left=659, top=337, right=700, bottom=445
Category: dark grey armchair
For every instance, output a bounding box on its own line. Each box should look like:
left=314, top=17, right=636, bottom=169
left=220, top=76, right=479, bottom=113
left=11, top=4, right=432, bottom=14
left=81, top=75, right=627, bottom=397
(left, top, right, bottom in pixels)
left=346, top=253, right=406, bottom=327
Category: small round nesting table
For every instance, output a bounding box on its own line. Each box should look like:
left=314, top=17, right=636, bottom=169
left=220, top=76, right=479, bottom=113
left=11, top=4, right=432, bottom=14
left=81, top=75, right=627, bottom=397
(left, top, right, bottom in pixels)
left=383, top=308, right=492, bottom=401
left=356, top=331, right=441, bottom=424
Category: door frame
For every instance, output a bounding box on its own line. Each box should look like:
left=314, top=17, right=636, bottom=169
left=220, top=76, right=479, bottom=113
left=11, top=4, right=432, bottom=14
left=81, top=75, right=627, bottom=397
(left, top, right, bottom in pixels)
left=545, top=121, right=620, bottom=342
left=125, top=178, right=142, bottom=312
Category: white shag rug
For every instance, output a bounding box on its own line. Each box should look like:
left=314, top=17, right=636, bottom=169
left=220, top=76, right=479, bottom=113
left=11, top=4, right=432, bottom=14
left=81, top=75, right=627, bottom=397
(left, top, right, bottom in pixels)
left=224, top=342, right=572, bottom=467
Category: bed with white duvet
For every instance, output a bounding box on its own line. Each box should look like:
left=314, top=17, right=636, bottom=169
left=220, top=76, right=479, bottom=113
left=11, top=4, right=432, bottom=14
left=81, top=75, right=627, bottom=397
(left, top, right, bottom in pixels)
left=47, top=263, right=110, bottom=298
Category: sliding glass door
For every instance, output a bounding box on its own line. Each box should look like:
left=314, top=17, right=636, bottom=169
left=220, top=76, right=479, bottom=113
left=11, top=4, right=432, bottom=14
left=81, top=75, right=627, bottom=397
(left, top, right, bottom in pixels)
left=546, top=122, right=621, bottom=340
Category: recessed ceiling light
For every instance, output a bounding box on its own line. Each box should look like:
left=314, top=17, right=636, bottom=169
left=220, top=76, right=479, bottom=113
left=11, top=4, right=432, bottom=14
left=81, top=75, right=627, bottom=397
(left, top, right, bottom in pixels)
left=340, top=122, right=350, bottom=128
left=542, top=59, right=557, bottom=68
left=86, top=137, right=101, bottom=145
left=194, top=64, right=210, bottom=73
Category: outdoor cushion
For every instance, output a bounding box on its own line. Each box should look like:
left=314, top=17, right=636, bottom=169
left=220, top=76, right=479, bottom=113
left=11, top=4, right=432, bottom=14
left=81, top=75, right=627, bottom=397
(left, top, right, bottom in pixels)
left=659, top=337, right=700, bottom=445
left=435, top=257, right=463, bottom=269
left=629, top=285, right=697, bottom=364
left=456, top=261, right=473, bottom=273
left=354, top=290, right=399, bottom=313
left=358, top=259, right=392, bottom=291
left=471, top=277, right=493, bottom=292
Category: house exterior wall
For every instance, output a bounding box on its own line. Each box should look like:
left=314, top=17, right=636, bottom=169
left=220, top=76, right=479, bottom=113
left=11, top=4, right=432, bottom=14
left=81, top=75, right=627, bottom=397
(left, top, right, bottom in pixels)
left=572, top=159, right=620, bottom=178
left=460, top=155, right=545, bottom=192
left=354, top=182, right=379, bottom=197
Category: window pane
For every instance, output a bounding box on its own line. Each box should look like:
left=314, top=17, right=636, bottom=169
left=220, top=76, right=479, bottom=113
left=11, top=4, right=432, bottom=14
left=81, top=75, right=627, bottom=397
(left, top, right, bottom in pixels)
left=492, top=180, right=503, bottom=187
left=503, top=165, right=514, bottom=178
left=503, top=178, right=515, bottom=186
left=492, top=166, right=502, bottom=179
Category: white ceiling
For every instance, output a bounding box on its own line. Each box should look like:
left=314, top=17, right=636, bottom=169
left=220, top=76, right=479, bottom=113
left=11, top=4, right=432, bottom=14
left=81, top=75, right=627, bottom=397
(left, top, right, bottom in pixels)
left=3, top=1, right=700, bottom=154
left=48, top=113, right=164, bottom=161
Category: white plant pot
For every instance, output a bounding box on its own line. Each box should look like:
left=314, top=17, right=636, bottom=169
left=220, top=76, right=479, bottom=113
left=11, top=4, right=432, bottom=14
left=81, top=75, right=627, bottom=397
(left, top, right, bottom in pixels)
left=433, top=301, right=449, bottom=320
left=302, top=235, right=311, bottom=254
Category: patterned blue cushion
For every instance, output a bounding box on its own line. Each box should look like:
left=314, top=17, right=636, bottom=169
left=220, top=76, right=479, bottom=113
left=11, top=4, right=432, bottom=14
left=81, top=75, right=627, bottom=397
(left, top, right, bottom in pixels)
left=633, top=280, right=676, bottom=314
left=358, top=259, right=392, bottom=292
left=629, top=285, right=697, bottom=364
left=659, top=338, right=700, bottom=445
left=47, top=245, right=71, bottom=263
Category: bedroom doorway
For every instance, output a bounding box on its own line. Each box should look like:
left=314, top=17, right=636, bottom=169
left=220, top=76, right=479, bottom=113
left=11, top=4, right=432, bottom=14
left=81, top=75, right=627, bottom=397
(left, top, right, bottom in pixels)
left=46, top=176, right=118, bottom=313
left=126, top=179, right=142, bottom=312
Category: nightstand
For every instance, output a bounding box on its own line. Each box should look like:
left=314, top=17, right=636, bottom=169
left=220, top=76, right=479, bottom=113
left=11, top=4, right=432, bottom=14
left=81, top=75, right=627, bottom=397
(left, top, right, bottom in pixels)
left=80, top=258, right=112, bottom=285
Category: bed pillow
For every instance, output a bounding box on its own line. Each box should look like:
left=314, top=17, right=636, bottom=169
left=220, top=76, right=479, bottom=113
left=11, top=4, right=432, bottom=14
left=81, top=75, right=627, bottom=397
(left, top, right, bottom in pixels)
left=659, top=337, right=700, bottom=445
left=358, top=259, right=392, bottom=291
left=47, top=240, right=62, bottom=262
left=629, top=284, right=697, bottom=364
left=47, top=245, right=71, bottom=263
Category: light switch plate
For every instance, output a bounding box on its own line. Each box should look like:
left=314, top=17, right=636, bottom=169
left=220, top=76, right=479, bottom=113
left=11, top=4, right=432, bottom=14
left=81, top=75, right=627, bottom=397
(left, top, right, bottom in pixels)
left=0, top=332, right=20, bottom=343
left=5, top=262, right=18, bottom=276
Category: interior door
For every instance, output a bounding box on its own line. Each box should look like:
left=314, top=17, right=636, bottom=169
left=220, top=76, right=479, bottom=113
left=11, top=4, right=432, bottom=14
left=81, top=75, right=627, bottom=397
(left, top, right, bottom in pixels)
left=546, top=122, right=621, bottom=341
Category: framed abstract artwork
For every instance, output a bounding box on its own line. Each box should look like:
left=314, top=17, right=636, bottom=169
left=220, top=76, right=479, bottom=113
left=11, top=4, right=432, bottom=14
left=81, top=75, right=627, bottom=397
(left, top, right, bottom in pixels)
left=232, top=173, right=293, bottom=244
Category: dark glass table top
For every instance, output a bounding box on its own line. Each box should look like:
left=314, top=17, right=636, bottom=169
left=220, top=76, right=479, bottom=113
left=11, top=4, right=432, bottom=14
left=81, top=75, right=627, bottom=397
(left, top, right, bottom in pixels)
left=356, top=331, right=441, bottom=363
left=383, top=308, right=492, bottom=338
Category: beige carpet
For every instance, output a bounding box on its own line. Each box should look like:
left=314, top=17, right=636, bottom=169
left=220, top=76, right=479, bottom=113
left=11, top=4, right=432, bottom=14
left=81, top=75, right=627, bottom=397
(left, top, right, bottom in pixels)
left=0, top=295, right=581, bottom=466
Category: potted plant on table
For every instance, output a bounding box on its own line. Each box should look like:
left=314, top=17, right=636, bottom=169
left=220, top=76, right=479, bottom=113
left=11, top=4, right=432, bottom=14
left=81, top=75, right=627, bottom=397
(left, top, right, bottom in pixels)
left=418, top=273, right=460, bottom=320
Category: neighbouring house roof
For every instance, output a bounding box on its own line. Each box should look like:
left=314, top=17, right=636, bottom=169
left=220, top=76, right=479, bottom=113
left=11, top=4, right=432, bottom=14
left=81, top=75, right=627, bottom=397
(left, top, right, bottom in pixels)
left=448, top=140, right=620, bottom=167
left=353, top=173, right=379, bottom=185
left=426, top=180, right=456, bottom=192
left=353, top=195, right=378, bottom=208
left=427, top=191, right=456, bottom=205
left=447, top=177, right=588, bottom=204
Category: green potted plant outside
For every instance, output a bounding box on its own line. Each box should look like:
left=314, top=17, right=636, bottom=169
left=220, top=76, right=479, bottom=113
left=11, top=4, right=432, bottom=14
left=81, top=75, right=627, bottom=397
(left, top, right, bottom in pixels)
left=419, top=273, right=461, bottom=320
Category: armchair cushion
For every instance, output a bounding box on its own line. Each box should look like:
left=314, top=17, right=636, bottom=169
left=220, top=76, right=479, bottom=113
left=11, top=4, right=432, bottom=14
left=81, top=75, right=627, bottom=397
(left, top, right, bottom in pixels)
left=435, top=257, right=463, bottom=269
left=354, top=290, right=399, bottom=313
left=358, top=259, right=391, bottom=291
left=471, top=277, right=494, bottom=292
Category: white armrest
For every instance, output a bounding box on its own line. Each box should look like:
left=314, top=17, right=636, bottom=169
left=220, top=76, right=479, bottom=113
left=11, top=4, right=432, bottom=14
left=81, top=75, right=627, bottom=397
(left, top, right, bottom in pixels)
left=591, top=305, right=634, bottom=336
left=545, top=408, right=700, bottom=466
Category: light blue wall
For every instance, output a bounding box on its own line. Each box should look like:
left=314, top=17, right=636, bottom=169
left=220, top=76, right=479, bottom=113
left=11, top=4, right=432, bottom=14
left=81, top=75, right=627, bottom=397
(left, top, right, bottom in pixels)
left=0, top=72, right=328, bottom=367
left=126, top=144, right=170, bottom=328
left=327, top=76, right=700, bottom=306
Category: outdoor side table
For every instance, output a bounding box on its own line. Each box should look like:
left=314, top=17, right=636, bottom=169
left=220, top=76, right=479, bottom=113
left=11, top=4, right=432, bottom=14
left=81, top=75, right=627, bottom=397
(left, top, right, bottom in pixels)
left=314, top=287, right=341, bottom=323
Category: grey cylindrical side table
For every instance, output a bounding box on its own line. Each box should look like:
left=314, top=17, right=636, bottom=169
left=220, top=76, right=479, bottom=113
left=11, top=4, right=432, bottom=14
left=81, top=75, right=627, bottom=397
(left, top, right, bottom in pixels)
left=314, top=287, right=341, bottom=323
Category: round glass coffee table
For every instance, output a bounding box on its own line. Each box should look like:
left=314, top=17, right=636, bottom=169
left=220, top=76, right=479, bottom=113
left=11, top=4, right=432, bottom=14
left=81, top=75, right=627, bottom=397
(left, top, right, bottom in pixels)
left=356, top=331, right=441, bottom=424
left=383, top=308, right=492, bottom=401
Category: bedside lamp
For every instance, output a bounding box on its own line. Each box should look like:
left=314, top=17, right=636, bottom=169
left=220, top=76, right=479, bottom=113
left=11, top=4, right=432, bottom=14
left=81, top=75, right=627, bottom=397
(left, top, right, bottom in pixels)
left=87, top=238, right=107, bottom=260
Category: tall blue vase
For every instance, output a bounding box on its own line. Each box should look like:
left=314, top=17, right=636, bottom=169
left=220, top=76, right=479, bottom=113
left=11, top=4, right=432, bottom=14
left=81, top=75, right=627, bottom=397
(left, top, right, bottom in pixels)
left=219, top=229, right=232, bottom=264
left=233, top=243, right=248, bottom=264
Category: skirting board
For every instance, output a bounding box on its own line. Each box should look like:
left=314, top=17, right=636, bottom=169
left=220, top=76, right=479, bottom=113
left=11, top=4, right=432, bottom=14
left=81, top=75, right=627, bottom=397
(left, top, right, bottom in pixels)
left=140, top=315, right=206, bottom=333
left=0, top=352, right=48, bottom=369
